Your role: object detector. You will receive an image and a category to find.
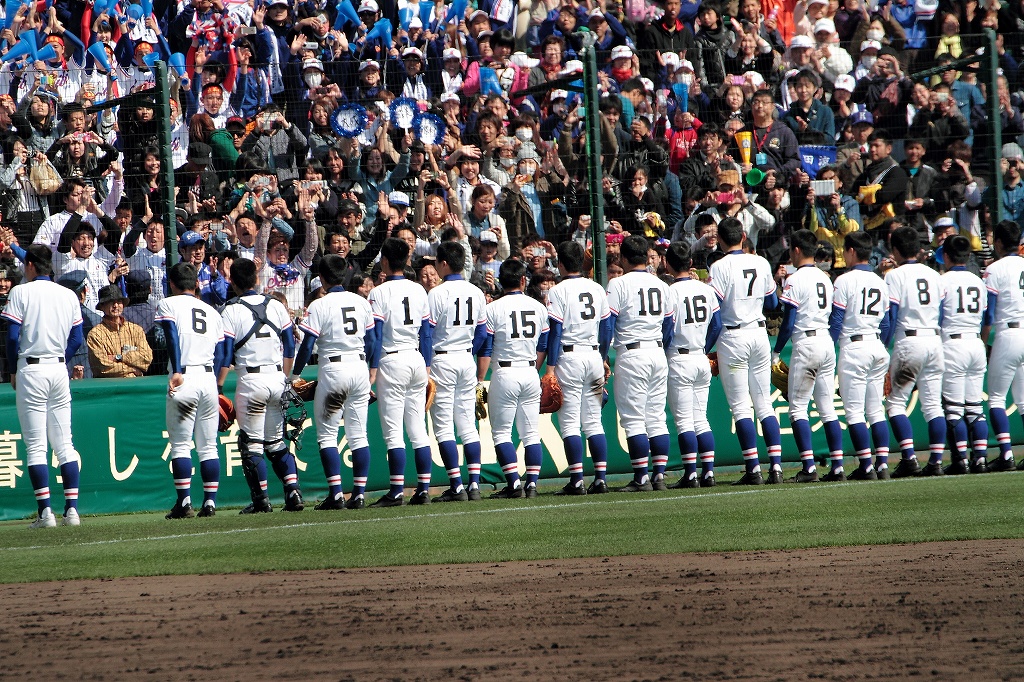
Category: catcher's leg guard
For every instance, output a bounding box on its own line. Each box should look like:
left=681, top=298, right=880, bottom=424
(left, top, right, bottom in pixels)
left=239, top=431, right=269, bottom=503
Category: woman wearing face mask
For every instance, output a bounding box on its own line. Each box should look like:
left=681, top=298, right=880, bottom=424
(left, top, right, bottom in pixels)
left=850, top=15, right=904, bottom=63
left=499, top=146, right=570, bottom=246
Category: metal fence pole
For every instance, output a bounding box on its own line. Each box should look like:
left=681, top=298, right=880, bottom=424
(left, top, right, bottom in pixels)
left=582, top=42, right=607, bottom=286
left=153, top=60, right=178, bottom=265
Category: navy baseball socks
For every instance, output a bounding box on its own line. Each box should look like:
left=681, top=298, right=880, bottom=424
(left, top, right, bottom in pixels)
left=588, top=434, right=607, bottom=483
left=268, top=448, right=300, bottom=496
left=823, top=419, right=844, bottom=478
left=319, top=446, right=344, bottom=501
left=677, top=431, right=698, bottom=483
left=199, top=459, right=219, bottom=513
left=563, top=435, right=585, bottom=487
left=386, top=448, right=405, bottom=498
left=438, top=440, right=465, bottom=494
left=491, top=442, right=524, bottom=498
left=848, top=422, right=874, bottom=476
left=350, top=445, right=370, bottom=500
left=649, top=434, right=670, bottom=489
left=791, top=419, right=817, bottom=475
left=625, top=434, right=650, bottom=485
left=171, top=457, right=192, bottom=507
left=413, top=445, right=432, bottom=495
left=871, top=420, right=890, bottom=474
left=697, top=431, right=715, bottom=484
left=888, top=414, right=919, bottom=476
left=989, top=407, right=1016, bottom=470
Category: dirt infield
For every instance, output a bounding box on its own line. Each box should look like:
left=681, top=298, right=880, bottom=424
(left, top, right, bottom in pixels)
left=3, top=539, right=1023, bottom=681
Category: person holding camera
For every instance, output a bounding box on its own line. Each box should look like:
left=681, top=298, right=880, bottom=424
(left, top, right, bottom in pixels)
left=239, top=103, right=309, bottom=187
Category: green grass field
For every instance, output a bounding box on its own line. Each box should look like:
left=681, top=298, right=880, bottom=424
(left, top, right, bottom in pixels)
left=1, top=471, right=1021, bottom=584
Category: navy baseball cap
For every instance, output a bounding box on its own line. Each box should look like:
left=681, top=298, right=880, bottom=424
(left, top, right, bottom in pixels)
left=57, top=269, right=88, bottom=293
left=850, top=110, right=874, bottom=125
left=179, top=230, right=204, bottom=248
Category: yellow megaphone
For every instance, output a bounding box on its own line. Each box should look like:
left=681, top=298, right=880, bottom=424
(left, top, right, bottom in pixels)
left=857, top=183, right=881, bottom=205
left=745, top=167, right=765, bottom=186
left=735, top=131, right=753, bottom=166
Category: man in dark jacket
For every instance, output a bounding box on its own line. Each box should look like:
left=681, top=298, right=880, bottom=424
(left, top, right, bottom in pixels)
left=851, top=132, right=909, bottom=231
left=729, top=90, right=801, bottom=183
left=638, top=0, right=700, bottom=84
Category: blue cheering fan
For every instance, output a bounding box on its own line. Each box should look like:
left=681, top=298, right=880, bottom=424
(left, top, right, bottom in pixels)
left=389, top=96, right=418, bottom=129
left=413, top=112, right=446, bottom=147
left=330, top=102, right=368, bottom=138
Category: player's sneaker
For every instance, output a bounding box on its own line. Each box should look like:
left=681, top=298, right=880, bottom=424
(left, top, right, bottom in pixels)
left=876, top=466, right=891, bottom=480
left=314, top=494, right=346, bottom=510
left=790, top=470, right=819, bottom=483
left=587, top=479, right=609, bottom=494
left=617, top=479, right=654, bottom=493
left=821, top=470, right=846, bottom=482
left=345, top=495, right=366, bottom=510
left=28, top=508, right=56, bottom=529
left=489, top=485, right=525, bottom=499
left=555, top=481, right=587, bottom=496
left=284, top=489, right=305, bottom=512
left=970, top=458, right=989, bottom=474
left=61, top=508, right=81, bottom=527
left=240, top=497, right=272, bottom=514
left=165, top=502, right=195, bottom=519
left=732, top=471, right=764, bottom=486
left=467, top=486, right=482, bottom=501
left=765, top=469, right=785, bottom=485
left=196, top=503, right=216, bottom=517
left=524, top=483, right=538, bottom=498
left=942, top=459, right=969, bottom=476
left=409, top=491, right=431, bottom=505
left=848, top=467, right=878, bottom=481
left=370, top=493, right=404, bottom=507
left=916, top=462, right=944, bottom=477
left=892, top=458, right=921, bottom=478
left=651, top=474, right=668, bottom=491
left=434, top=488, right=469, bottom=502
left=988, top=455, right=1015, bottom=472
left=669, top=474, right=700, bottom=489
left=700, top=472, right=716, bottom=487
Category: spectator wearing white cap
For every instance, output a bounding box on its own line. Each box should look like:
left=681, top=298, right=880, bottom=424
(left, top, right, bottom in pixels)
left=830, top=74, right=858, bottom=132
left=794, top=0, right=830, bottom=39
left=605, top=45, right=638, bottom=88
left=585, top=5, right=630, bottom=62
left=812, top=18, right=852, bottom=85
left=853, top=40, right=881, bottom=82
left=439, top=47, right=466, bottom=95
left=387, top=46, right=431, bottom=101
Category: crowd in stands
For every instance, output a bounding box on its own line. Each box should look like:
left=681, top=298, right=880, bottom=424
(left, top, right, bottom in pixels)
left=0, top=0, right=1020, bottom=380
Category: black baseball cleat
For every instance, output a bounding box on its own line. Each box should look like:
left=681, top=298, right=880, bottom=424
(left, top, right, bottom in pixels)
left=165, top=502, right=195, bottom=519
left=345, top=495, right=366, bottom=510
left=892, top=458, right=921, bottom=478
left=821, top=470, right=846, bottom=482
left=988, top=455, right=1015, bottom=472
left=848, top=467, right=878, bottom=481
left=970, top=458, right=989, bottom=474
left=524, top=483, right=538, bottom=498
left=434, top=488, right=469, bottom=502
left=1017, top=458, right=1024, bottom=472
left=314, top=494, right=346, bottom=510
left=651, top=475, right=668, bottom=491
left=196, top=503, right=216, bottom=517
left=617, top=479, right=654, bottom=492
left=370, top=493, right=404, bottom=507
left=916, top=462, right=944, bottom=477
left=766, top=469, right=785, bottom=485
left=284, top=489, right=305, bottom=512
left=790, top=470, right=819, bottom=483
left=467, top=486, right=482, bottom=501
left=733, top=471, right=764, bottom=486
left=943, top=459, right=969, bottom=476
left=876, top=466, right=891, bottom=480
left=409, top=490, right=431, bottom=505
left=555, top=482, right=587, bottom=496
left=700, top=472, right=716, bottom=487
left=240, top=496, right=272, bottom=514
left=587, top=479, right=609, bottom=494
left=669, top=474, right=700, bottom=489
left=489, top=485, right=525, bottom=499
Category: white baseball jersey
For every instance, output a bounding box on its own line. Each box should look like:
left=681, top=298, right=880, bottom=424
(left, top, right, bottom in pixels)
left=940, top=268, right=987, bottom=335
left=667, top=278, right=719, bottom=352
left=832, top=266, right=889, bottom=337
left=368, top=277, right=430, bottom=353
left=429, top=277, right=487, bottom=351
left=53, top=247, right=118, bottom=311
left=155, top=295, right=225, bottom=367
left=259, top=258, right=312, bottom=313
left=606, top=270, right=670, bottom=348
left=300, top=291, right=375, bottom=356
left=884, top=262, right=943, bottom=333
left=547, top=275, right=610, bottom=347
left=983, top=254, right=1024, bottom=326
left=33, top=211, right=103, bottom=253
left=221, top=295, right=293, bottom=367
left=485, top=292, right=549, bottom=363
left=1, top=278, right=82, bottom=358
left=127, top=246, right=167, bottom=304
left=709, top=252, right=775, bottom=327
left=779, top=265, right=833, bottom=332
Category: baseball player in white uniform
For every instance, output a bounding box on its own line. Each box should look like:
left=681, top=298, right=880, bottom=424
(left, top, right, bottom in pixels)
left=663, top=242, right=722, bottom=488
left=709, top=218, right=783, bottom=485
left=367, top=237, right=434, bottom=507
left=1, top=245, right=84, bottom=528
left=606, top=235, right=672, bottom=492
left=428, top=241, right=488, bottom=502
left=157, top=262, right=227, bottom=519
left=829, top=232, right=892, bottom=480
left=546, top=240, right=613, bottom=495
left=219, top=258, right=303, bottom=514
left=292, top=255, right=378, bottom=510
left=774, top=230, right=846, bottom=481
left=478, top=258, right=549, bottom=498
left=881, top=226, right=946, bottom=478
left=981, top=220, right=1024, bottom=472
left=938, top=235, right=989, bottom=475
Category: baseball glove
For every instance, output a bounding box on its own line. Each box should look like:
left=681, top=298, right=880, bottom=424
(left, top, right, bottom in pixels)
left=475, top=382, right=488, bottom=420
left=425, top=377, right=436, bottom=410
left=884, top=372, right=892, bottom=398
left=540, top=372, right=563, bottom=414
left=770, top=359, right=790, bottom=401
left=707, top=351, right=719, bottom=377
left=291, top=378, right=317, bottom=402
left=218, top=394, right=235, bottom=432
